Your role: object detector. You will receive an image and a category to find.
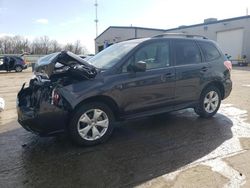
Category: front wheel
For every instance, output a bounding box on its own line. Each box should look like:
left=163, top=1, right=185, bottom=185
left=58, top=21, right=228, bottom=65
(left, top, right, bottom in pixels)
left=69, top=103, right=114, bottom=146
left=15, top=65, right=23, bottom=72
left=194, top=86, right=221, bottom=118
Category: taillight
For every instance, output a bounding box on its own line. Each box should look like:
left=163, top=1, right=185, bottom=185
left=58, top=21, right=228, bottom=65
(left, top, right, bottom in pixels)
left=52, top=89, right=60, bottom=105
left=224, top=61, right=232, bottom=72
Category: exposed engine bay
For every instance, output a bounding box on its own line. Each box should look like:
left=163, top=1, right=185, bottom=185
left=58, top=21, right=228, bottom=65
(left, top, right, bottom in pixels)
left=17, top=51, right=98, bottom=135
left=19, top=63, right=95, bottom=111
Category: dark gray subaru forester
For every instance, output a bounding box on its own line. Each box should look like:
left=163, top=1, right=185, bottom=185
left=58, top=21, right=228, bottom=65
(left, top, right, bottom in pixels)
left=17, top=34, right=232, bottom=146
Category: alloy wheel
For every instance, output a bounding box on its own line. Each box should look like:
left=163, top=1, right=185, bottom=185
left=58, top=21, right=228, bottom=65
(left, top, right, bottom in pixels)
left=203, top=91, right=219, bottom=113
left=77, top=109, right=109, bottom=141
left=15, top=66, right=22, bottom=72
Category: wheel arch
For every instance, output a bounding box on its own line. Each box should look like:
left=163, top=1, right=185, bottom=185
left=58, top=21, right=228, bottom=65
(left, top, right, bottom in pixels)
left=201, top=81, right=225, bottom=99
left=73, top=95, right=120, bottom=120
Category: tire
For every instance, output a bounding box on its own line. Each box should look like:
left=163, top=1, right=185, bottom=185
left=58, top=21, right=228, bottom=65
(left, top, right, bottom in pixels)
left=194, top=86, right=221, bottom=118
left=69, top=102, right=114, bottom=146
left=15, top=65, right=23, bottom=72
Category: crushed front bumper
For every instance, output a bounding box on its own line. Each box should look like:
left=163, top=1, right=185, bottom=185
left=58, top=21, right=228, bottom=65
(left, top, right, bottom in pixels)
left=17, top=87, right=69, bottom=136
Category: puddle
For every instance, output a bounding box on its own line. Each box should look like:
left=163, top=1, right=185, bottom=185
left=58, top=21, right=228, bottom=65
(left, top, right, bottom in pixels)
left=138, top=104, right=250, bottom=188
left=193, top=104, right=250, bottom=163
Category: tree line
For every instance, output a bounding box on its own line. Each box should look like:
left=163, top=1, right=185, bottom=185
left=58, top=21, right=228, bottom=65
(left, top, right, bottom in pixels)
left=0, top=35, right=88, bottom=55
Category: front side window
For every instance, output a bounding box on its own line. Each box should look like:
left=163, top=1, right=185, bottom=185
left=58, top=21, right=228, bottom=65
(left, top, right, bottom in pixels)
left=198, top=41, right=221, bottom=61
left=123, top=41, right=170, bottom=72
left=175, top=40, right=202, bottom=65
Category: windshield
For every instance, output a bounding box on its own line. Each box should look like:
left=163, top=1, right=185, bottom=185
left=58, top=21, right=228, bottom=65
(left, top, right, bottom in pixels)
left=89, top=40, right=141, bottom=69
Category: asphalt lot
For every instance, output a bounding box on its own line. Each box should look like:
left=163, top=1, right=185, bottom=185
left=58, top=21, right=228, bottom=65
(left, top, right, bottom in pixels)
left=0, top=67, right=250, bottom=188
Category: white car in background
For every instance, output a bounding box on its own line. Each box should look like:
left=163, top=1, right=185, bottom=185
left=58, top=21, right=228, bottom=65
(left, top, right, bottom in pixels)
left=0, top=97, right=5, bottom=112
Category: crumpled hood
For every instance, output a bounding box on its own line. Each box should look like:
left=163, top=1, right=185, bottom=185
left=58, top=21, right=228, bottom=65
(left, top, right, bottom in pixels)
left=34, top=51, right=97, bottom=78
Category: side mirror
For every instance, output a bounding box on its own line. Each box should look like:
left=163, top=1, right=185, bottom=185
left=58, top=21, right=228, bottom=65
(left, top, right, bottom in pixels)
left=127, top=61, right=146, bottom=72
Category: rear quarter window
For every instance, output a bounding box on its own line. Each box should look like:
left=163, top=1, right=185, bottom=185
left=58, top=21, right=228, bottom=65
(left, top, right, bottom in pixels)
left=198, top=41, right=221, bottom=61
left=174, top=40, right=202, bottom=65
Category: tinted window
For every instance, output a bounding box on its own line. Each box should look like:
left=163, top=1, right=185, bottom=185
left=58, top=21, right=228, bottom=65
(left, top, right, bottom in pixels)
left=123, top=41, right=170, bottom=72
left=198, top=42, right=221, bottom=61
left=175, top=40, right=201, bottom=65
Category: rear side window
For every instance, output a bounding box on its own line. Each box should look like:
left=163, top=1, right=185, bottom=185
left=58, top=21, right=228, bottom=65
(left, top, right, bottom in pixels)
left=198, top=42, right=221, bottom=61
left=174, top=40, right=202, bottom=65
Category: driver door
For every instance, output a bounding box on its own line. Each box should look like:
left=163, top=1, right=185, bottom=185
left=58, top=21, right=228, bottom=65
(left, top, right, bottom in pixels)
left=112, top=40, right=175, bottom=116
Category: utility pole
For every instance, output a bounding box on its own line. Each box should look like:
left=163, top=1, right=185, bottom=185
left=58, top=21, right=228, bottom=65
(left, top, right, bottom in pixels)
left=94, top=0, right=98, bottom=37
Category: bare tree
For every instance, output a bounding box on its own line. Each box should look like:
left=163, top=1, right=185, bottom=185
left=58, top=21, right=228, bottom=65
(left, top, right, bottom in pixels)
left=50, top=40, right=61, bottom=53
left=0, top=35, right=88, bottom=55
left=74, top=40, right=82, bottom=54
left=31, top=38, right=42, bottom=54
left=64, top=43, right=74, bottom=52
left=0, top=38, right=3, bottom=54
left=11, top=36, right=30, bottom=54
left=40, top=36, right=50, bottom=54
left=2, top=36, right=13, bottom=54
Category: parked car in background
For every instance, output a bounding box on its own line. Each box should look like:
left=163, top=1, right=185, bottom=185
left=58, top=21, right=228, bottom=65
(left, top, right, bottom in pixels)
left=17, top=34, right=232, bottom=146
left=0, top=55, right=27, bottom=72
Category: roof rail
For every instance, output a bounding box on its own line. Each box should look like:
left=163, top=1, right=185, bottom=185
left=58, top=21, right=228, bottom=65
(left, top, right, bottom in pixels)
left=152, top=33, right=208, bottom=39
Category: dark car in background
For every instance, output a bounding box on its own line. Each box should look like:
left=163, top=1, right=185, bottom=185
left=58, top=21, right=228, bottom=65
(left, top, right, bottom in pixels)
left=17, top=34, right=232, bottom=146
left=0, top=55, right=27, bottom=72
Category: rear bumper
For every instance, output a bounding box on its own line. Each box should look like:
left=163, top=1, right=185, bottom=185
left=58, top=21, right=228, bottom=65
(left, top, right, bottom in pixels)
left=223, top=78, right=232, bottom=99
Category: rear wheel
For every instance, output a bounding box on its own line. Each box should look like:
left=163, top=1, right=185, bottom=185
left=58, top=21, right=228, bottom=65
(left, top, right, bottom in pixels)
left=194, top=86, right=221, bottom=118
left=15, top=65, right=23, bottom=72
left=69, top=102, right=114, bottom=146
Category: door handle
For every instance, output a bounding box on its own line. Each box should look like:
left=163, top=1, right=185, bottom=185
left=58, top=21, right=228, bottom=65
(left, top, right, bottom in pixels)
left=200, top=66, right=209, bottom=72
left=115, top=84, right=123, bottom=90
left=164, top=73, right=175, bottom=78
left=161, top=73, right=175, bottom=81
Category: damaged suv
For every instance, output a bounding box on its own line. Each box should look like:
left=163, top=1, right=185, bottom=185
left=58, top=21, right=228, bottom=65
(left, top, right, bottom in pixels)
left=17, top=34, right=232, bottom=146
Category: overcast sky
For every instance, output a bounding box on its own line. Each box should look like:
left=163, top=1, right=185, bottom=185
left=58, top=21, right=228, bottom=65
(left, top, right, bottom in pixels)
left=0, top=0, right=249, bottom=53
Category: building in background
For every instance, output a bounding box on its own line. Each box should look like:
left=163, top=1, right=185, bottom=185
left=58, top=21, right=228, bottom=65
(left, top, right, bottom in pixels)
left=95, top=15, right=250, bottom=61
left=95, top=26, right=165, bottom=52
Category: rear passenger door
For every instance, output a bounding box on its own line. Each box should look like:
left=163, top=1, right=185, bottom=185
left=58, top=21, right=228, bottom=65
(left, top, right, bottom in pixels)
left=173, top=39, right=210, bottom=104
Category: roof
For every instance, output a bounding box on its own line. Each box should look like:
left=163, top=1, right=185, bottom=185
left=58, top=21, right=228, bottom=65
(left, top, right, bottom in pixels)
left=95, top=26, right=165, bottom=40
